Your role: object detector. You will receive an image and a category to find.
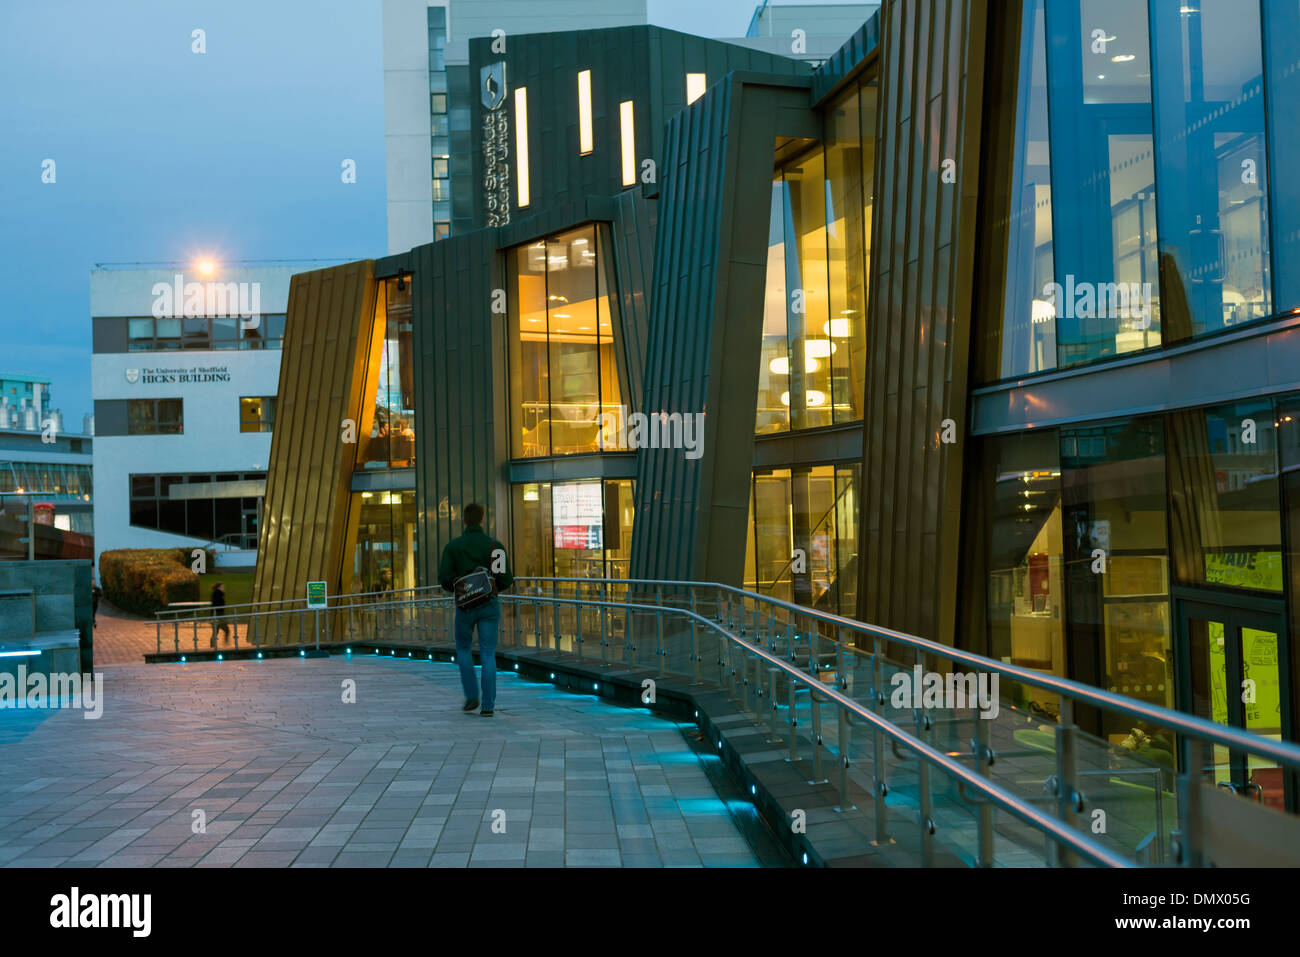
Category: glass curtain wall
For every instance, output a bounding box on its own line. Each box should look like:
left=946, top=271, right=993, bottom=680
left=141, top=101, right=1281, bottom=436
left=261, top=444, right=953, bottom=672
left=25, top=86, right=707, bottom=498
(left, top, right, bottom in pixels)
left=757, top=85, right=873, bottom=433
left=349, top=490, right=418, bottom=594
left=986, top=0, right=1295, bottom=379
left=1150, top=0, right=1269, bottom=339
left=742, top=463, right=860, bottom=616
left=361, top=278, right=416, bottom=469
left=966, top=396, right=1300, bottom=758
left=510, top=479, right=634, bottom=579
left=508, top=225, right=622, bottom=458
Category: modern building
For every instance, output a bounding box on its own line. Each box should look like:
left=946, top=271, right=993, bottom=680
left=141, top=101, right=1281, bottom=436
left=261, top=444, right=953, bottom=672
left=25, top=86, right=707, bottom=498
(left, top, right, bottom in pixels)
left=0, top=376, right=94, bottom=559
left=257, top=0, right=1300, bottom=811
left=89, top=263, right=303, bottom=569
left=383, top=0, right=650, bottom=253
left=382, top=0, right=878, bottom=253
left=735, top=2, right=880, bottom=63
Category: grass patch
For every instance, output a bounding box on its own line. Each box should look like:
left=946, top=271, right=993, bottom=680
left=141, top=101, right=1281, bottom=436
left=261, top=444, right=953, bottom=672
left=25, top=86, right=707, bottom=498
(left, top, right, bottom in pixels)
left=197, top=570, right=255, bottom=608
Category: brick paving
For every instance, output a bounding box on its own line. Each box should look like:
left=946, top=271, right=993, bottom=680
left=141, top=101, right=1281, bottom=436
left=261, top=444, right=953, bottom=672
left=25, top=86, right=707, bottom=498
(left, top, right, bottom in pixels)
left=92, top=600, right=247, bottom=665
left=0, top=654, right=761, bottom=867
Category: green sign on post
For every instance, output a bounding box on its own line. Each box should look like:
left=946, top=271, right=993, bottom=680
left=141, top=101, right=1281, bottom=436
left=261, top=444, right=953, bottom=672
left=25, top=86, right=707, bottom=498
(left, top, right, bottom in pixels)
left=307, top=581, right=327, bottom=609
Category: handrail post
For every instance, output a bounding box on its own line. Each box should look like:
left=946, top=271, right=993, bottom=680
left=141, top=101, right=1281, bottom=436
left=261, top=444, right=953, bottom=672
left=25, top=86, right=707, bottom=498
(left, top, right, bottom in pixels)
left=600, top=582, right=608, bottom=666
left=627, top=605, right=635, bottom=668
left=871, top=636, right=887, bottom=846
left=810, top=693, right=824, bottom=782
left=836, top=706, right=851, bottom=811
left=655, top=607, right=664, bottom=677
left=769, top=668, right=778, bottom=740
left=155, top=619, right=161, bottom=655
left=917, top=750, right=934, bottom=868
left=788, top=678, right=799, bottom=761
left=1174, top=738, right=1204, bottom=867
left=690, top=615, right=699, bottom=684
left=1053, top=699, right=1080, bottom=868
left=973, top=704, right=994, bottom=867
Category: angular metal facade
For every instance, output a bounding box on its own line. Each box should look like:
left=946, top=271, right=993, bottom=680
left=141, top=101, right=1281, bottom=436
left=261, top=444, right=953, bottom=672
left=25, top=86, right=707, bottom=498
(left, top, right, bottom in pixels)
left=856, top=0, right=988, bottom=643
left=254, top=261, right=380, bottom=604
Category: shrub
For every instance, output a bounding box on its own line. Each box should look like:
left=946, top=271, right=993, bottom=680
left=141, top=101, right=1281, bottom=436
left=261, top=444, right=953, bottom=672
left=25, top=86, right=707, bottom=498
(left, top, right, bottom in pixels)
left=99, top=548, right=200, bottom=617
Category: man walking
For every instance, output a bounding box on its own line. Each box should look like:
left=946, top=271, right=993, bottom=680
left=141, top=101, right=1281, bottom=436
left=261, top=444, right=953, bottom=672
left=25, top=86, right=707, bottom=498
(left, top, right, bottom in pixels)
left=209, top=581, right=230, bottom=649
left=438, top=503, right=512, bottom=716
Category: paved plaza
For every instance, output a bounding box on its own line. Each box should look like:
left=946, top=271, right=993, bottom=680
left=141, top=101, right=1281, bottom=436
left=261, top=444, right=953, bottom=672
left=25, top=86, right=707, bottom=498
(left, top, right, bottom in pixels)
left=0, top=654, right=763, bottom=867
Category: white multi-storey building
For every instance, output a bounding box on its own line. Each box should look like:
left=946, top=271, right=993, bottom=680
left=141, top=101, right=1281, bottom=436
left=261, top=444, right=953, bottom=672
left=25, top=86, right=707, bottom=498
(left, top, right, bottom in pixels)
left=89, top=263, right=305, bottom=569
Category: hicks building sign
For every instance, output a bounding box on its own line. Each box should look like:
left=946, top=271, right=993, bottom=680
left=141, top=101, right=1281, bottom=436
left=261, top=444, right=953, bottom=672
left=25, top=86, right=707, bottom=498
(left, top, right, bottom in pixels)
left=126, top=365, right=231, bottom=385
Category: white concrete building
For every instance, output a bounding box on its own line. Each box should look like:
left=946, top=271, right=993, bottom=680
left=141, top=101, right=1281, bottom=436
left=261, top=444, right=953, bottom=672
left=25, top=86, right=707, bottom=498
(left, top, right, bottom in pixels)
left=88, top=264, right=303, bottom=569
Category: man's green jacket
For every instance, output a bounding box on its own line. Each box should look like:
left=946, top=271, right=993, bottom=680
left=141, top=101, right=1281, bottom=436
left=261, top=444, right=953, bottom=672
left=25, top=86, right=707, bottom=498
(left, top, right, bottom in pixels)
left=437, top=524, right=514, bottom=593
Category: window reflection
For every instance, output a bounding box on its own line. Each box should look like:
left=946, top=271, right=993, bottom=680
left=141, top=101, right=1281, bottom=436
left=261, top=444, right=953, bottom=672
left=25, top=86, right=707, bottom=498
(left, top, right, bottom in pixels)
left=1061, top=418, right=1173, bottom=731
left=349, top=490, right=418, bottom=594
left=1264, top=4, right=1300, bottom=311
left=757, top=86, right=872, bottom=434
left=742, top=463, right=859, bottom=617
left=361, top=278, right=416, bottom=469
left=1168, top=400, right=1282, bottom=592
left=1151, top=0, right=1270, bottom=339
left=508, top=225, right=622, bottom=458
left=510, top=479, right=634, bottom=579
left=1047, top=0, right=1160, bottom=365
left=978, top=432, right=1066, bottom=716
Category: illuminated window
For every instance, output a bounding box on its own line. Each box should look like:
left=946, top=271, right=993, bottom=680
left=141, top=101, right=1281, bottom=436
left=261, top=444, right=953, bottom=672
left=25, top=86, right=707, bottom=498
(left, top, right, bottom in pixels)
left=686, top=72, right=706, bottom=104
left=619, top=100, right=635, bottom=187
left=578, top=70, right=593, bottom=154
left=507, top=225, right=623, bottom=459
left=360, top=278, right=416, bottom=469
left=238, top=396, right=275, bottom=433
left=515, top=87, right=530, bottom=207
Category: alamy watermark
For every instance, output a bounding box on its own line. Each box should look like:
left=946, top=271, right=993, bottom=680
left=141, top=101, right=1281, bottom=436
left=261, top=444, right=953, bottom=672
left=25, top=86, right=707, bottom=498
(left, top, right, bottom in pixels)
left=0, top=665, right=104, bottom=719
left=889, top=665, right=1000, bottom=719
left=597, top=405, right=705, bottom=460
left=1040, top=275, right=1153, bottom=329
left=151, top=273, right=261, bottom=328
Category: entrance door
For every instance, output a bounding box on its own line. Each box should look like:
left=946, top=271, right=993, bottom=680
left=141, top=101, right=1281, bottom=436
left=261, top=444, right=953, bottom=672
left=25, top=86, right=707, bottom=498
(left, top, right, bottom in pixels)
left=1176, top=591, right=1289, bottom=811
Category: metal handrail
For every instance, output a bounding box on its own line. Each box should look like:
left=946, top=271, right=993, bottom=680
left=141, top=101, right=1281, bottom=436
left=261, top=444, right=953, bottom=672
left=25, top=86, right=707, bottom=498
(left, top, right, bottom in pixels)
left=510, top=576, right=1300, bottom=772
left=498, top=592, right=1132, bottom=867
left=153, top=590, right=455, bottom=654
left=153, top=584, right=443, bottom=620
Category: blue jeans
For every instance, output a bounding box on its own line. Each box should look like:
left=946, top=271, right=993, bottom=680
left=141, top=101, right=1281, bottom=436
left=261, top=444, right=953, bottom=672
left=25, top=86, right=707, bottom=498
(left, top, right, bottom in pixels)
left=454, top=599, right=499, bottom=710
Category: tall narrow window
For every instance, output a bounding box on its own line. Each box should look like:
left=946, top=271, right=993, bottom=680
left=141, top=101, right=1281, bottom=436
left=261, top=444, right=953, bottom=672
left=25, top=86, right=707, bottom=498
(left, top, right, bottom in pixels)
left=619, top=100, right=635, bottom=187
left=514, top=87, right=531, bottom=208
left=686, top=72, right=706, bottom=104
left=577, top=70, right=593, bottom=154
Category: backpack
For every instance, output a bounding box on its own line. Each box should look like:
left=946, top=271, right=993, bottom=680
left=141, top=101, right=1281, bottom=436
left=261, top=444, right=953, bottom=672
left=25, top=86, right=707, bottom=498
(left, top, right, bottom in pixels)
left=453, top=567, right=495, bottom=610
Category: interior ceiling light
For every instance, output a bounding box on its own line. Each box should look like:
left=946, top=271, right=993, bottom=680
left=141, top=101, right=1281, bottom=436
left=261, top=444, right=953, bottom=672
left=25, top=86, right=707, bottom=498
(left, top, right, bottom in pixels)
left=769, top=355, right=819, bottom=375
left=804, top=339, right=835, bottom=359
left=1111, top=54, right=1135, bottom=62
left=824, top=318, right=852, bottom=338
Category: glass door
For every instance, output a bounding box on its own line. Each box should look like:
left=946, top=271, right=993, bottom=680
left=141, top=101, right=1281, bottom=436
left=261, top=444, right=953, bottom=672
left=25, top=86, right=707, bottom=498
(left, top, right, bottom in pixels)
left=1176, top=593, right=1288, bottom=810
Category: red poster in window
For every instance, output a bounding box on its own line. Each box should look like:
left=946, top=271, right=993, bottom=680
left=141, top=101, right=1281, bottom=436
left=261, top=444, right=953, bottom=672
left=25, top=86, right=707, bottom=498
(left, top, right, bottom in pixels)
left=554, top=525, right=601, bottom=549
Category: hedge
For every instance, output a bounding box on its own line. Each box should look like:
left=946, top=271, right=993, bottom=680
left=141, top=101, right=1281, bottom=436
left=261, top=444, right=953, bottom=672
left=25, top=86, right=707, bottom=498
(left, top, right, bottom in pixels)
left=99, top=548, right=200, bottom=617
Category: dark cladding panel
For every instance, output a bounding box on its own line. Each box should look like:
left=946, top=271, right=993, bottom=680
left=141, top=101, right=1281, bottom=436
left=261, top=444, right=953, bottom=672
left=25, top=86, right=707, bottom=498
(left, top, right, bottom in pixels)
left=608, top=187, right=658, bottom=413
left=411, top=230, right=507, bottom=588
left=856, top=0, right=988, bottom=644
left=630, top=74, right=817, bottom=584
left=466, top=26, right=810, bottom=231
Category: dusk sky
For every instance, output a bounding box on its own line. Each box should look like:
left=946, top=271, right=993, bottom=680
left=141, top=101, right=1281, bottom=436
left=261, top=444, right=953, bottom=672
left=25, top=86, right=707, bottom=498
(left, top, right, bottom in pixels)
left=0, top=0, right=862, bottom=423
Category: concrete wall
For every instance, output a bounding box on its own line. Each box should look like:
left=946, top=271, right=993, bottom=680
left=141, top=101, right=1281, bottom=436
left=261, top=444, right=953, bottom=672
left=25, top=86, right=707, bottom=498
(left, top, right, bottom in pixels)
left=0, top=560, right=92, bottom=672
